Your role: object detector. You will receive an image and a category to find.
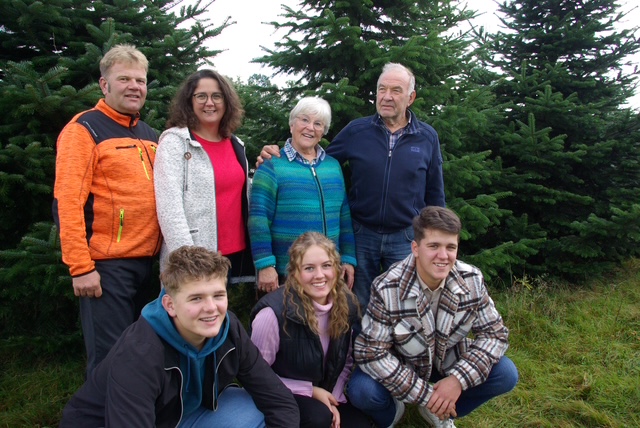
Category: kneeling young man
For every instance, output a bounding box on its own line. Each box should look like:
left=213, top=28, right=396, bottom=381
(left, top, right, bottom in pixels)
left=347, top=206, right=518, bottom=428
left=60, top=246, right=299, bottom=428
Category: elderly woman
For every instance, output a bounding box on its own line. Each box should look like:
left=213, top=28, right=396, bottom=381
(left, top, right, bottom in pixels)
left=248, top=97, right=356, bottom=293
left=154, top=69, right=253, bottom=283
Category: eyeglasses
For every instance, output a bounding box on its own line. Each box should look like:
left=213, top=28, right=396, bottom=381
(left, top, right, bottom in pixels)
left=296, top=116, right=324, bottom=132
left=193, top=92, right=224, bottom=104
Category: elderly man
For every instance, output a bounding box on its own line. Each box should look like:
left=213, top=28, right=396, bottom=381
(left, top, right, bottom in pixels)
left=53, top=44, right=161, bottom=374
left=258, top=63, right=445, bottom=310
left=347, top=206, right=518, bottom=428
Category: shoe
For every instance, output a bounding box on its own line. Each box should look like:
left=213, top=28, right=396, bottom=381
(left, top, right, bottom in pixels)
left=386, top=396, right=405, bottom=428
left=418, top=406, right=457, bottom=428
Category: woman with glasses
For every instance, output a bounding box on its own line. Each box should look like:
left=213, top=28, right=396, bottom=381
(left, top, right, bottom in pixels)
left=154, top=70, right=253, bottom=284
left=248, top=97, right=356, bottom=294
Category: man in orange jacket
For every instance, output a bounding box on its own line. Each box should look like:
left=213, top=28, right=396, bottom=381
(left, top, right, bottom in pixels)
left=53, top=44, right=161, bottom=374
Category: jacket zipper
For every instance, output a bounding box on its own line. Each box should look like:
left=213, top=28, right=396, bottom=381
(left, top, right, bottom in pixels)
left=117, top=209, right=124, bottom=242
left=116, top=144, right=153, bottom=180
left=165, top=365, right=183, bottom=428
left=138, top=147, right=151, bottom=180
left=379, top=135, right=399, bottom=230
left=310, top=166, right=327, bottom=234
left=213, top=347, right=236, bottom=410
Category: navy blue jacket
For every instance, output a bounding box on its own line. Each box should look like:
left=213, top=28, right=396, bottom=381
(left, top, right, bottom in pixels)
left=60, top=312, right=299, bottom=428
left=327, top=112, right=445, bottom=232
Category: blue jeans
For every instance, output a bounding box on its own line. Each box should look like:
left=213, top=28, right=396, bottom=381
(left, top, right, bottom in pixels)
left=347, top=357, right=519, bottom=427
left=179, top=386, right=266, bottom=428
left=352, top=220, right=414, bottom=311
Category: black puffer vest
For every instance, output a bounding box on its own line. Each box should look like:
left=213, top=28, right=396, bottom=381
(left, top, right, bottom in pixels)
left=250, top=287, right=359, bottom=392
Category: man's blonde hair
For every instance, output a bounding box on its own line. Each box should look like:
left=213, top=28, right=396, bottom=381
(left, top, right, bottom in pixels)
left=100, top=44, right=148, bottom=78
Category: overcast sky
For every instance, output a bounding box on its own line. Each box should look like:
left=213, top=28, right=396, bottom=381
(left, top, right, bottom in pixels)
left=201, top=0, right=639, bottom=108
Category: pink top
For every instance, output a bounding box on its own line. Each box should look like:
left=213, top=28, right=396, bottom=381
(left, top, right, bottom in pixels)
left=250, top=298, right=353, bottom=403
left=193, top=134, right=246, bottom=255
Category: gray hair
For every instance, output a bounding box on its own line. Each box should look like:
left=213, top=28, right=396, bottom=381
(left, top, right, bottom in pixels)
left=288, top=97, right=332, bottom=135
left=377, top=63, right=415, bottom=94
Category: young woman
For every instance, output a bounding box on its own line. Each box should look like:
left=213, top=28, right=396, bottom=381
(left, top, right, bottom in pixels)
left=250, top=232, right=370, bottom=428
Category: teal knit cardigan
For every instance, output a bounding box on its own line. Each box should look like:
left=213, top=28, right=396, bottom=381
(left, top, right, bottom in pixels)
left=248, top=150, right=357, bottom=274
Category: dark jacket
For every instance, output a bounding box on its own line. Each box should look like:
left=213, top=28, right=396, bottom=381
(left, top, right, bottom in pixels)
left=327, top=111, right=445, bottom=233
left=60, top=312, right=299, bottom=428
left=249, top=287, right=359, bottom=392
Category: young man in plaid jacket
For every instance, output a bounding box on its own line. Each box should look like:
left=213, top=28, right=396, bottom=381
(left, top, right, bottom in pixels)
left=347, top=206, right=518, bottom=428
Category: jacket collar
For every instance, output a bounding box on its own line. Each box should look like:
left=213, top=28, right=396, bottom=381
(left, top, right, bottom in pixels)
left=95, top=98, right=140, bottom=128
left=398, top=256, right=469, bottom=301
left=446, top=262, right=471, bottom=296
left=372, top=109, right=419, bottom=134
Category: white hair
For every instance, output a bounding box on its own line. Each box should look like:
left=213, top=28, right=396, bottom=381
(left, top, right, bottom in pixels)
left=289, top=97, right=332, bottom=135
left=377, top=63, right=415, bottom=94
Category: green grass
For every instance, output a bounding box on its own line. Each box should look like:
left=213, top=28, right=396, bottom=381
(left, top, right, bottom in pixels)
left=0, top=354, right=84, bottom=428
left=398, top=260, right=640, bottom=428
left=2, top=261, right=639, bottom=427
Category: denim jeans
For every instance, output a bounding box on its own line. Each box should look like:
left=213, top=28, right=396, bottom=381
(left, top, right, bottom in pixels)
left=352, top=220, right=414, bottom=311
left=347, top=356, right=519, bottom=427
left=179, top=386, right=266, bottom=428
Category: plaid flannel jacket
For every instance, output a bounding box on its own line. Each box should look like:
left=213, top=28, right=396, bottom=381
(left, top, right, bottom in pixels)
left=353, top=255, right=509, bottom=406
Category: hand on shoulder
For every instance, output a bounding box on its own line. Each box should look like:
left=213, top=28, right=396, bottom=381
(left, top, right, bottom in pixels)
left=255, top=144, right=281, bottom=168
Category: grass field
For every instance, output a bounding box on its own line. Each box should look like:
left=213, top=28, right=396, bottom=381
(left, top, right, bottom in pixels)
left=1, top=260, right=638, bottom=427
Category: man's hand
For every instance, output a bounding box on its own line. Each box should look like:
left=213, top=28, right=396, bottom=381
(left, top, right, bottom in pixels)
left=255, top=144, right=281, bottom=168
left=257, top=267, right=279, bottom=293
left=72, top=270, right=103, bottom=298
left=341, top=263, right=355, bottom=289
left=312, top=386, right=340, bottom=428
left=427, top=375, right=462, bottom=420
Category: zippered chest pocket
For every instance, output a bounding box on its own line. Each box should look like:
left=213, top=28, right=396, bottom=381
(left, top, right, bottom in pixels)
left=99, top=144, right=152, bottom=181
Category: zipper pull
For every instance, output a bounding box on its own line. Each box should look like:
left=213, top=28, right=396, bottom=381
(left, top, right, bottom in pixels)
left=117, top=209, right=124, bottom=242
left=138, top=147, right=151, bottom=180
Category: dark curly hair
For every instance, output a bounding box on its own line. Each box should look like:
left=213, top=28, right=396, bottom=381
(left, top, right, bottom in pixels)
left=166, top=69, right=244, bottom=138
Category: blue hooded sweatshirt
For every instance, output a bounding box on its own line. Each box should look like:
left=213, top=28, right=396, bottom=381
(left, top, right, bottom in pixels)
left=141, top=289, right=230, bottom=417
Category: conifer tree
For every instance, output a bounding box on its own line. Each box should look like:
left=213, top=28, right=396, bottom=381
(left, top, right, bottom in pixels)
left=235, top=74, right=293, bottom=164
left=0, top=0, right=226, bottom=249
left=0, top=0, right=227, bottom=343
left=483, top=0, right=640, bottom=278
left=0, top=223, right=75, bottom=343
left=256, top=0, right=540, bottom=279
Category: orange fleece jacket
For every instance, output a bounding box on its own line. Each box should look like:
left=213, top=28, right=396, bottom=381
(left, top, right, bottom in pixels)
left=53, top=99, right=161, bottom=277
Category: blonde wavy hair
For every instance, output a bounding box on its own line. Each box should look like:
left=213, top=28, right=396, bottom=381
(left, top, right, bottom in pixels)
left=283, top=232, right=358, bottom=339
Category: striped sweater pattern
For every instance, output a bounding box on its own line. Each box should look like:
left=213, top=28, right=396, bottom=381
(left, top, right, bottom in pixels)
left=248, top=150, right=356, bottom=273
